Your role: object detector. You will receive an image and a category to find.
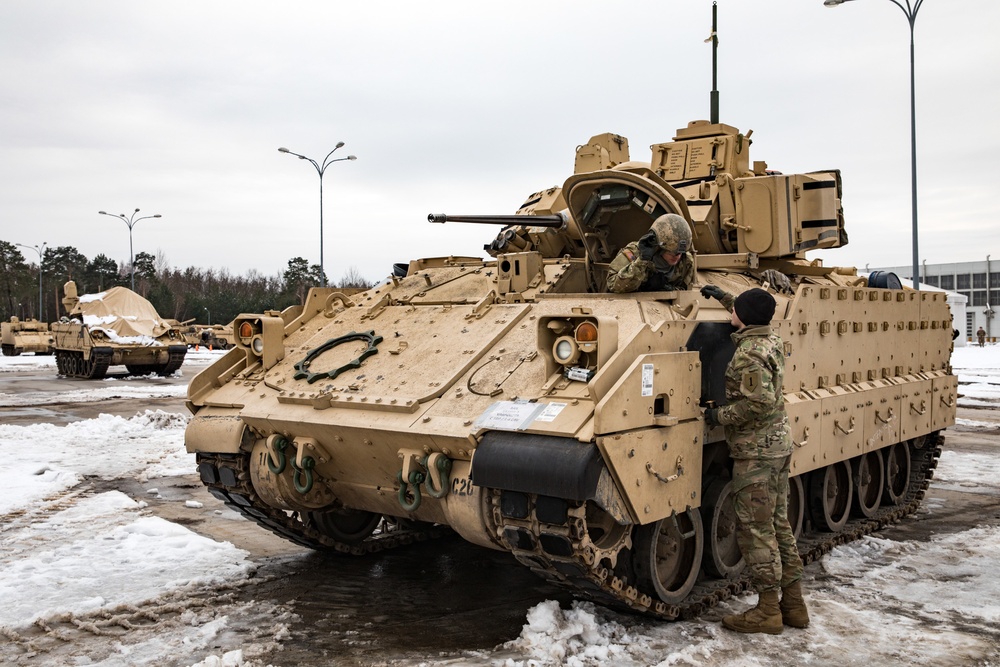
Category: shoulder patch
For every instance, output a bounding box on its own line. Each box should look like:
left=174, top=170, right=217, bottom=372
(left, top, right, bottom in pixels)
left=741, top=368, right=764, bottom=397
left=623, top=249, right=636, bottom=262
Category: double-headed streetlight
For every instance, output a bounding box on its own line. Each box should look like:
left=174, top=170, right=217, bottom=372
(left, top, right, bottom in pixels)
left=278, top=143, right=357, bottom=287
left=15, top=242, right=46, bottom=320
left=98, top=209, right=162, bottom=292
left=824, top=0, right=925, bottom=289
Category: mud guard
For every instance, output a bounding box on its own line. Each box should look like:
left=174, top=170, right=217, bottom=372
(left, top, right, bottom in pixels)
left=471, top=431, right=604, bottom=501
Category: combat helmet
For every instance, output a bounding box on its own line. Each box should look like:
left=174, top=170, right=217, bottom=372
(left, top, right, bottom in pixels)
left=649, top=213, right=692, bottom=254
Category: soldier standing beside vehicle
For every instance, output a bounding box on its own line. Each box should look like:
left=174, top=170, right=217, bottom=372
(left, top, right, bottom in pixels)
left=977, top=326, right=986, bottom=347
left=606, top=213, right=694, bottom=293
left=700, top=285, right=809, bottom=635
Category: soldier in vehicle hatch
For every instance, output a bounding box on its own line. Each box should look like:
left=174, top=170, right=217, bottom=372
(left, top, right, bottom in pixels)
left=700, top=285, right=809, bottom=635
left=606, top=213, right=694, bottom=293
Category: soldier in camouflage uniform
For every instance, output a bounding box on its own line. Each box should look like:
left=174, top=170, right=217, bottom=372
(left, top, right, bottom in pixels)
left=700, top=285, right=809, bottom=635
left=606, top=213, right=694, bottom=293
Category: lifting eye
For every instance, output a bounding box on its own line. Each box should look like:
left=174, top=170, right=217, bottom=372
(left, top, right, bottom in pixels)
left=575, top=321, right=598, bottom=342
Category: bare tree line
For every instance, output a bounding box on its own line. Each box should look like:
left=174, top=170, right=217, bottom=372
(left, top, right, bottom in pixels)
left=0, top=240, right=373, bottom=326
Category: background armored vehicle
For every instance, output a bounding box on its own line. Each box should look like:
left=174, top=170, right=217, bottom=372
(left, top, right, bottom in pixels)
left=186, top=119, right=957, bottom=620
left=1, top=317, right=53, bottom=356
left=52, top=281, right=187, bottom=379
left=196, top=323, right=235, bottom=350
left=169, top=320, right=236, bottom=350
left=166, top=318, right=200, bottom=347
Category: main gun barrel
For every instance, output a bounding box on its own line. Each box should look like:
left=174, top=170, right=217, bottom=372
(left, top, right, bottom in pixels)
left=428, top=213, right=565, bottom=228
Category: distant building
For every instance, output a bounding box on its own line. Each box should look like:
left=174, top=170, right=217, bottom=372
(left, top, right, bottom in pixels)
left=868, top=259, right=994, bottom=342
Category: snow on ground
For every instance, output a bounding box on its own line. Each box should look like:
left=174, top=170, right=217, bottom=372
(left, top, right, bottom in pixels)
left=492, top=518, right=1000, bottom=667
left=0, top=350, right=285, bottom=666
left=0, top=347, right=998, bottom=666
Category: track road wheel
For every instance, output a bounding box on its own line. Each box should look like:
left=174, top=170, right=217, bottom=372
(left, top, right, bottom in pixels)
left=701, top=479, right=744, bottom=579
left=808, top=460, right=853, bottom=532
left=852, top=450, right=884, bottom=518
left=633, top=509, right=704, bottom=604
left=787, top=474, right=804, bottom=539
left=882, top=441, right=911, bottom=506
left=304, top=508, right=382, bottom=544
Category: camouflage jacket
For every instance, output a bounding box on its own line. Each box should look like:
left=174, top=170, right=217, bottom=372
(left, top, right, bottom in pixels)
left=717, top=324, right=792, bottom=460
left=606, top=243, right=694, bottom=293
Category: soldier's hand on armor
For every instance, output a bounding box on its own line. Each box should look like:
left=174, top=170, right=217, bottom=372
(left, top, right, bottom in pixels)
left=637, top=231, right=660, bottom=262
left=700, top=284, right=726, bottom=301
left=704, top=407, right=721, bottom=427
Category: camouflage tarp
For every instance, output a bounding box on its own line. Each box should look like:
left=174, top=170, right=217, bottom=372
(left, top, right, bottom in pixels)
left=72, top=287, right=170, bottom=340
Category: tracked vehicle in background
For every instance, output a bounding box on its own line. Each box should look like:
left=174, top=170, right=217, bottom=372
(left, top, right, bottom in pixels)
left=186, top=119, right=956, bottom=620
left=1, top=317, right=53, bottom=356
left=52, top=281, right=187, bottom=379
left=170, top=319, right=236, bottom=350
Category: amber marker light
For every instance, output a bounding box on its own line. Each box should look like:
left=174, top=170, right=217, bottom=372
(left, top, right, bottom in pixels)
left=576, top=321, right=598, bottom=342
left=239, top=321, right=255, bottom=338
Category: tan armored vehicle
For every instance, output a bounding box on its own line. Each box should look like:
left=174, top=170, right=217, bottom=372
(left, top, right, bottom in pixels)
left=52, top=281, right=187, bottom=379
left=168, top=320, right=235, bottom=350
left=196, top=323, right=235, bottom=350
left=165, top=318, right=200, bottom=347
left=1, top=317, right=54, bottom=356
left=185, top=120, right=956, bottom=619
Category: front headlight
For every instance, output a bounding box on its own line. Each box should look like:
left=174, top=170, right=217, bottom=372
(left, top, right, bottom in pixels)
left=553, top=336, right=580, bottom=365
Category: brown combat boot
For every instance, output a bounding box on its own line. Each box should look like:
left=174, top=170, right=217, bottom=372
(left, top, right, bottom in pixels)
left=722, top=590, right=783, bottom=635
left=779, top=580, right=810, bottom=628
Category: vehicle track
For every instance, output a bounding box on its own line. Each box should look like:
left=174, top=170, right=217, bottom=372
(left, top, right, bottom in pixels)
left=195, top=434, right=942, bottom=621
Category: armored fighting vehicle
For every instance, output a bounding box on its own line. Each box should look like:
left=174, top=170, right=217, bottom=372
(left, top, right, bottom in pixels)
left=169, top=320, right=235, bottom=350
left=52, top=281, right=187, bottom=379
left=186, top=119, right=956, bottom=620
left=197, top=323, right=235, bottom=350
left=1, top=317, right=54, bottom=356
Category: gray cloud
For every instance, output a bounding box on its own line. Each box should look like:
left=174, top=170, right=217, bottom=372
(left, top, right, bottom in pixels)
left=1, top=0, right=997, bottom=283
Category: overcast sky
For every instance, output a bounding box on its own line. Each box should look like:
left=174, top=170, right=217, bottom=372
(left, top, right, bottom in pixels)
left=1, top=0, right=997, bottom=284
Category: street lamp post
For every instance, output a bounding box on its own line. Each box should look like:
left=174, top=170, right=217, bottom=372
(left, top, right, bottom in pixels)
left=204, top=307, right=211, bottom=325
left=98, top=209, right=162, bottom=292
left=278, top=143, right=357, bottom=287
left=824, top=0, right=925, bottom=290
left=15, top=242, right=46, bottom=320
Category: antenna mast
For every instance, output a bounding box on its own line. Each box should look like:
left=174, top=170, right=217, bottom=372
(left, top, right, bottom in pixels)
left=710, top=2, right=719, bottom=123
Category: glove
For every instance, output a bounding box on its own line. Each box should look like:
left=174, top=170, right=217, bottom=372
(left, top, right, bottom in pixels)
left=637, top=231, right=660, bottom=262
left=761, top=268, right=792, bottom=295
left=700, top=284, right=726, bottom=301
left=704, top=407, right=721, bottom=428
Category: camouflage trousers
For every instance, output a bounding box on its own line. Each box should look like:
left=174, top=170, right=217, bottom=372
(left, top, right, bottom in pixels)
left=731, top=455, right=803, bottom=593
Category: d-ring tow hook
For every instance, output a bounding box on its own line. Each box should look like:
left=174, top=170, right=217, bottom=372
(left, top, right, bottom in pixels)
left=291, top=455, right=316, bottom=494
left=398, top=469, right=425, bottom=511
left=422, top=452, right=452, bottom=499
left=266, top=435, right=288, bottom=474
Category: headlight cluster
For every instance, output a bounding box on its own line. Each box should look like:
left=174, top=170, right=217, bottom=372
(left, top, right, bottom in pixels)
left=540, top=315, right=617, bottom=384
left=238, top=320, right=265, bottom=355
left=234, top=315, right=286, bottom=370
left=551, top=320, right=599, bottom=367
